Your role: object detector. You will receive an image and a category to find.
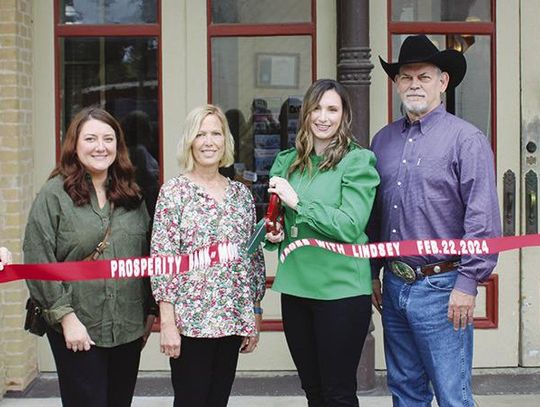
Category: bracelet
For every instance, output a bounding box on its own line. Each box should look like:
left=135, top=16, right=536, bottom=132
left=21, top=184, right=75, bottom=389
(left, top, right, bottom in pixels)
left=253, top=306, right=263, bottom=315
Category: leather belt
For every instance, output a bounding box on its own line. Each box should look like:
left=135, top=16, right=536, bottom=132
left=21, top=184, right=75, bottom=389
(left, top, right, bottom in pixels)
left=389, top=259, right=461, bottom=283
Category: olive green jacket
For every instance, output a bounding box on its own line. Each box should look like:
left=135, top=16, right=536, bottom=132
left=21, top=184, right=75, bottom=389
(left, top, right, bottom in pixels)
left=24, top=175, right=151, bottom=347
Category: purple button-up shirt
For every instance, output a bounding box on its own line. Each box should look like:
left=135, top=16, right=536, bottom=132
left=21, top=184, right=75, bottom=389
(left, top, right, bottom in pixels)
left=368, top=104, right=501, bottom=295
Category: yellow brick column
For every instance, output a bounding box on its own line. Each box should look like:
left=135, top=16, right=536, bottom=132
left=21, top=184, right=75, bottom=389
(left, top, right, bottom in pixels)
left=0, top=0, right=37, bottom=397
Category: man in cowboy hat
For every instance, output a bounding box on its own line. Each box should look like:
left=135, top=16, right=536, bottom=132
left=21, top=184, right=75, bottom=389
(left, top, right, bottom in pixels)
left=368, top=35, right=501, bottom=406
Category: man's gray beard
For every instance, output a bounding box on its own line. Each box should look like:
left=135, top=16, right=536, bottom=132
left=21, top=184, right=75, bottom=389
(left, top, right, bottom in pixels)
left=402, top=100, right=428, bottom=116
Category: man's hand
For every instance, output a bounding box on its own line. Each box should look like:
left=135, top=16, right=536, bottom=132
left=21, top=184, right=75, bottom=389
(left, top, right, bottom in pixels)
left=448, top=289, right=476, bottom=330
left=372, top=279, right=383, bottom=313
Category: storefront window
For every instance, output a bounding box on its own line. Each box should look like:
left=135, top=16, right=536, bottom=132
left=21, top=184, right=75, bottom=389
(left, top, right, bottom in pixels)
left=56, top=0, right=161, bottom=214
left=212, top=36, right=311, bottom=217
left=211, top=0, right=311, bottom=24
left=60, top=0, right=158, bottom=24
left=209, top=0, right=315, bottom=219
left=391, top=0, right=491, bottom=22
left=388, top=0, right=495, bottom=144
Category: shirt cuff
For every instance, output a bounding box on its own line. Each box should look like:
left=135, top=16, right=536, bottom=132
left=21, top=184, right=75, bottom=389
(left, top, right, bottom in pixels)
left=295, top=199, right=310, bottom=223
left=453, top=274, right=478, bottom=296
left=43, top=305, right=74, bottom=326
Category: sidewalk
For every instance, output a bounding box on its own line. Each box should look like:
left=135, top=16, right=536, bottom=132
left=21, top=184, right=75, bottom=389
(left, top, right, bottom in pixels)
left=1, top=395, right=540, bottom=406
left=3, top=368, right=539, bottom=406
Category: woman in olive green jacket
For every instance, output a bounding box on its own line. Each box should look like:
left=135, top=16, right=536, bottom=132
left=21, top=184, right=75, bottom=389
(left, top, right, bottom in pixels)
left=24, top=107, right=155, bottom=407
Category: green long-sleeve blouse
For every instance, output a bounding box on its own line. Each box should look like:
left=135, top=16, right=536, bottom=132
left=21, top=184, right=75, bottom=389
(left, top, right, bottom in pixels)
left=267, top=145, right=380, bottom=300
left=23, top=175, right=151, bottom=347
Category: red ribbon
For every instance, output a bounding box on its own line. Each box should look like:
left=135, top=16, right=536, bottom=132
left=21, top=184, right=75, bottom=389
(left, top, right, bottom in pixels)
left=279, top=234, right=540, bottom=263
left=0, top=242, right=240, bottom=284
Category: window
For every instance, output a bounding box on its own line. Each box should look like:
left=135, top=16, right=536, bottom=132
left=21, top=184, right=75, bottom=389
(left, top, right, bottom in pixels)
left=388, top=0, right=495, bottom=143
left=55, top=0, right=162, bottom=215
left=208, top=0, right=316, bottom=220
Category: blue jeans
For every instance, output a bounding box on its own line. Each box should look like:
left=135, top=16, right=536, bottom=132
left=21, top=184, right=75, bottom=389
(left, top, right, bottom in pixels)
left=382, top=270, right=474, bottom=407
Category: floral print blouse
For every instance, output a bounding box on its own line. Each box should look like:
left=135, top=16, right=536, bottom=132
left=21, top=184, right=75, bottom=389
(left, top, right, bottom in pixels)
left=151, top=175, right=266, bottom=338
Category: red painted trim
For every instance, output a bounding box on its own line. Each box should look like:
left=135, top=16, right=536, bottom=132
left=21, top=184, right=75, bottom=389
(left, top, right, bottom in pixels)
left=157, top=0, right=164, bottom=184
left=490, top=0, right=497, bottom=166
left=56, top=24, right=160, bottom=37
left=54, top=0, right=61, bottom=161
left=261, top=320, right=284, bottom=331
left=207, top=0, right=212, bottom=102
left=474, top=274, right=498, bottom=329
left=389, top=22, right=494, bottom=35
left=208, top=23, right=314, bottom=37
left=311, top=0, right=317, bottom=80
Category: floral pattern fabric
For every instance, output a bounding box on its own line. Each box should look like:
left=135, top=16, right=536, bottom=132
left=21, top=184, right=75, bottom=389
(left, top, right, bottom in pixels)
left=151, top=175, right=266, bottom=338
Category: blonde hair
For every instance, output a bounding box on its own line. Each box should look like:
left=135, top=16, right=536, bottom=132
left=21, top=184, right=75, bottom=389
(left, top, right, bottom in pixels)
left=177, top=104, right=235, bottom=173
left=289, top=79, right=355, bottom=176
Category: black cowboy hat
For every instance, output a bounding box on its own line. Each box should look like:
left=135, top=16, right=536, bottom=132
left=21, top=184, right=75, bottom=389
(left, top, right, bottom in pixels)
left=379, top=35, right=467, bottom=88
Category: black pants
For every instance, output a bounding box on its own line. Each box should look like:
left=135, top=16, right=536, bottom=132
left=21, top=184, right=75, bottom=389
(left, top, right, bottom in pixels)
left=281, top=293, right=372, bottom=407
left=47, top=328, right=142, bottom=407
left=170, top=335, right=243, bottom=407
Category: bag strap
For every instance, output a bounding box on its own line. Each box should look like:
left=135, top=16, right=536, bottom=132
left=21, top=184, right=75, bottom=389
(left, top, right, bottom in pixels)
left=83, top=202, right=115, bottom=261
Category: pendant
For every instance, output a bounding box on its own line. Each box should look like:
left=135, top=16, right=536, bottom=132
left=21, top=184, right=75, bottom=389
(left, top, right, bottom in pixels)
left=290, top=225, right=298, bottom=238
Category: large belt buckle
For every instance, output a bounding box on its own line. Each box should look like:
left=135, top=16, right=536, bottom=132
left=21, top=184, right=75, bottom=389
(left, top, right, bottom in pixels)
left=390, top=261, right=417, bottom=283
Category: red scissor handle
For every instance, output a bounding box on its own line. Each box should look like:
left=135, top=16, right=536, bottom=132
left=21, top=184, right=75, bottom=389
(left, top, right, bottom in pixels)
left=265, top=193, right=284, bottom=234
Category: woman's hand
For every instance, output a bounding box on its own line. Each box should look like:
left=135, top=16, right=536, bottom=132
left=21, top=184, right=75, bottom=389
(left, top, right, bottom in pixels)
left=61, top=312, right=95, bottom=352
left=159, top=301, right=181, bottom=358
left=265, top=221, right=284, bottom=243
left=0, top=247, right=13, bottom=271
left=141, top=314, right=156, bottom=349
left=268, top=176, right=299, bottom=210
left=240, top=313, right=262, bottom=353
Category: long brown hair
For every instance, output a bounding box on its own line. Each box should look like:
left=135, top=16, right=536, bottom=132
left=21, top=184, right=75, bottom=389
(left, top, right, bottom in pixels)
left=50, top=106, right=141, bottom=209
left=289, top=79, right=356, bottom=176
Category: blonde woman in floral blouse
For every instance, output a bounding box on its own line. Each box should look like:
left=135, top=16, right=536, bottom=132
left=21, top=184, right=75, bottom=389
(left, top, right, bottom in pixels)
left=151, top=104, right=266, bottom=407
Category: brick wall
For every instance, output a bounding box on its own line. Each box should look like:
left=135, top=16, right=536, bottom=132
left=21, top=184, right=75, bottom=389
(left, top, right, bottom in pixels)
left=0, top=0, right=37, bottom=397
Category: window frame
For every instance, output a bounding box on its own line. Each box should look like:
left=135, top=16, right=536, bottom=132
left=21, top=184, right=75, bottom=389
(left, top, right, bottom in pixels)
left=53, top=0, right=163, bottom=183
left=386, top=0, right=497, bottom=152
left=207, top=0, right=317, bottom=331
left=206, top=0, right=317, bottom=103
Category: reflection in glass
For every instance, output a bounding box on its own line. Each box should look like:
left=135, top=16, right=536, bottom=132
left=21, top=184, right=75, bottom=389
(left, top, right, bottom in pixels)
left=60, top=0, right=157, bottom=24
left=212, top=36, right=311, bottom=218
left=212, top=0, right=311, bottom=24
left=391, top=0, right=491, bottom=22
left=391, top=34, right=491, bottom=139
left=61, top=36, right=160, bottom=214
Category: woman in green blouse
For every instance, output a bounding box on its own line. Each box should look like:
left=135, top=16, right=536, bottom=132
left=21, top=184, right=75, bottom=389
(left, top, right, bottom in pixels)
left=266, top=79, right=380, bottom=407
left=24, top=107, right=155, bottom=407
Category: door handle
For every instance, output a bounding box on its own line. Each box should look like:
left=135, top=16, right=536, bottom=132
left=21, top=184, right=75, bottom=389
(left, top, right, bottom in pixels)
left=525, top=170, right=538, bottom=235
left=503, top=170, right=515, bottom=236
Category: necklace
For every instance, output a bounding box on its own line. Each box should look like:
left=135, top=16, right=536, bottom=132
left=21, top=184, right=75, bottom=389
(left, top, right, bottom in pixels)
left=290, top=165, right=321, bottom=238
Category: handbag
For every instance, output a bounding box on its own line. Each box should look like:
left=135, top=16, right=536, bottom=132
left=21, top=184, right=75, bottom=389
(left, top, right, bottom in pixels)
left=24, top=203, right=114, bottom=336
left=24, top=297, right=47, bottom=336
